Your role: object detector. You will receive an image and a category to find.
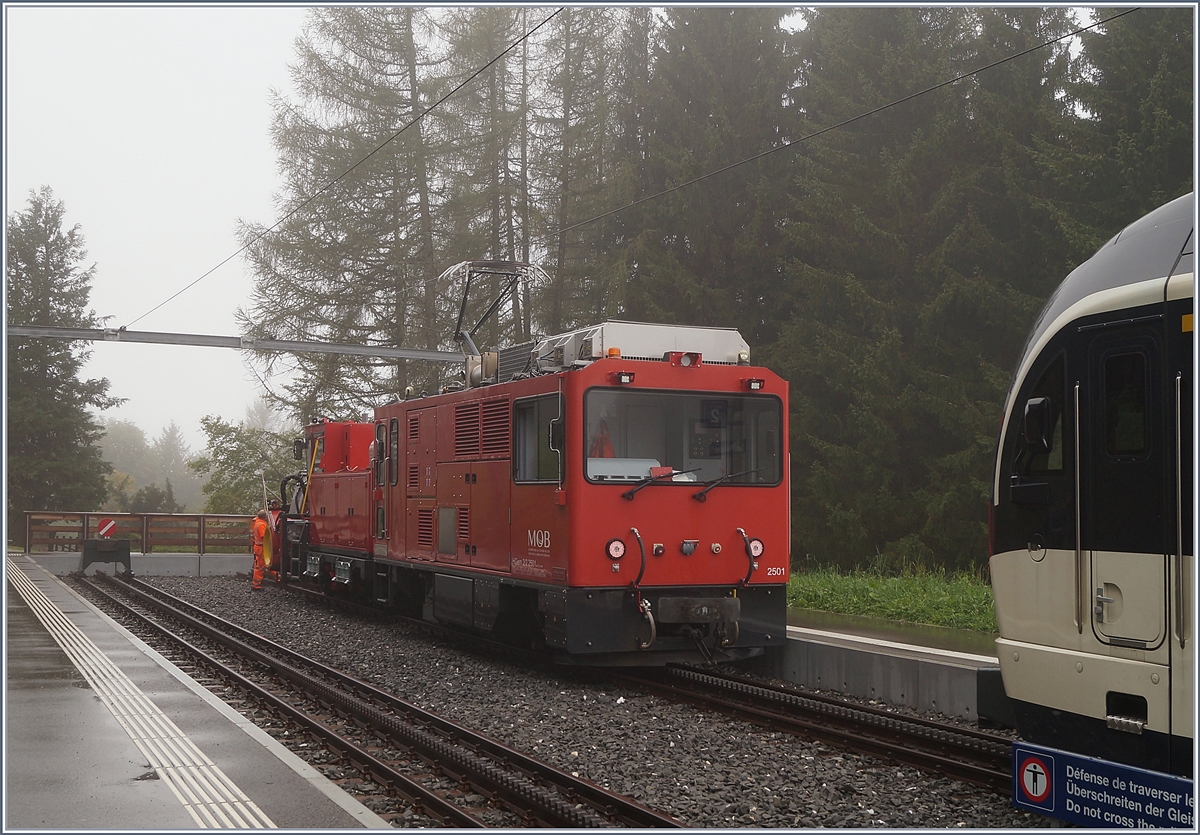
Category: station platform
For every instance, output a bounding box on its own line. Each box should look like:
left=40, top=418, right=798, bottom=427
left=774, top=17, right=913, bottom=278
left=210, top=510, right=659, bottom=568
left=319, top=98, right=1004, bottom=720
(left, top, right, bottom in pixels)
left=748, top=620, right=1013, bottom=727
left=4, top=553, right=390, bottom=830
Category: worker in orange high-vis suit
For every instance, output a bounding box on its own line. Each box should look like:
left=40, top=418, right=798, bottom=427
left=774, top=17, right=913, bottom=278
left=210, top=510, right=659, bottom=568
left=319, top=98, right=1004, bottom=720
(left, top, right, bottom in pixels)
left=250, top=510, right=269, bottom=591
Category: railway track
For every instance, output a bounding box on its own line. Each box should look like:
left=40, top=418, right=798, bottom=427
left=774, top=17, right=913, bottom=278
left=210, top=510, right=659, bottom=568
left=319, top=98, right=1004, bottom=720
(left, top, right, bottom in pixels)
left=617, top=665, right=1013, bottom=793
left=73, top=573, right=682, bottom=829
left=277, top=575, right=1014, bottom=794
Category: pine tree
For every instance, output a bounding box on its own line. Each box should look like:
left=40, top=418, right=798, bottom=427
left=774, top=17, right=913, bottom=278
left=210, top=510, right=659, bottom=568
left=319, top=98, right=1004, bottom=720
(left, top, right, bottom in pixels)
left=150, top=422, right=203, bottom=511
left=765, top=8, right=1078, bottom=571
left=623, top=8, right=797, bottom=345
left=1041, top=7, right=1193, bottom=237
left=532, top=6, right=628, bottom=332
left=6, top=187, right=120, bottom=544
left=238, top=7, right=450, bottom=423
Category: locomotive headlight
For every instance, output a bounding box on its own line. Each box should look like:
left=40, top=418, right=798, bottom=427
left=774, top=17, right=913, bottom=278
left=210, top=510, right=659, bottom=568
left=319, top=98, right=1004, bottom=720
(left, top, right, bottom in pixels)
left=745, top=378, right=765, bottom=391
left=605, top=538, right=626, bottom=559
left=614, top=371, right=635, bottom=385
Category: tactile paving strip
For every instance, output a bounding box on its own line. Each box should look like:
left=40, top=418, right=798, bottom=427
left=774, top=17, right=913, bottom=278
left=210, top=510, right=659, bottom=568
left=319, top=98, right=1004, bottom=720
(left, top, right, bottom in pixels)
left=6, top=558, right=276, bottom=829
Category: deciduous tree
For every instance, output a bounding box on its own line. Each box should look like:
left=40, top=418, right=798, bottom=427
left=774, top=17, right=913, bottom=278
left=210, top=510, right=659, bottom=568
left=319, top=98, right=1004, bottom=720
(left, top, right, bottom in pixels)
left=189, top=413, right=298, bottom=515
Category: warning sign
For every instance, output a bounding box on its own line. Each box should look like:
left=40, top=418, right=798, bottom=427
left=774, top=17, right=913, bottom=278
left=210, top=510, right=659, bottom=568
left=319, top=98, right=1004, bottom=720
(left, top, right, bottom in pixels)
left=1018, top=754, right=1052, bottom=807
left=97, top=518, right=116, bottom=538
left=1012, top=742, right=1193, bottom=828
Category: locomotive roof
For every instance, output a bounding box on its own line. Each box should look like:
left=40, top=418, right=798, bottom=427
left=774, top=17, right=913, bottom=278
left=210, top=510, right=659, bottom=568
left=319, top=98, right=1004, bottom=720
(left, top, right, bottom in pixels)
left=1020, top=191, right=1195, bottom=358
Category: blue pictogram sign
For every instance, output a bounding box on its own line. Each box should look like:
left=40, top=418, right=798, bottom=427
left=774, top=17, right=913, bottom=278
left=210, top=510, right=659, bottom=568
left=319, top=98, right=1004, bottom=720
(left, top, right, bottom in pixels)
left=1012, top=742, right=1193, bottom=828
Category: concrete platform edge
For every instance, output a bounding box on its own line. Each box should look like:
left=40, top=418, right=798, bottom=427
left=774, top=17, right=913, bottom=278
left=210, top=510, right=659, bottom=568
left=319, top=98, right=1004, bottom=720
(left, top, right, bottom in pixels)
left=33, top=562, right=392, bottom=830
left=747, top=625, right=1015, bottom=726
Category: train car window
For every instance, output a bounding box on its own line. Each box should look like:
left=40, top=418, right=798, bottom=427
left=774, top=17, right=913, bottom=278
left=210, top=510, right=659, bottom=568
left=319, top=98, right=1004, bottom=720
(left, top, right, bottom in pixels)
left=388, top=419, right=400, bottom=485
left=583, top=388, right=782, bottom=485
left=375, top=505, right=386, bottom=539
left=513, top=395, right=562, bottom=482
left=312, top=436, right=325, bottom=473
left=1027, top=356, right=1065, bottom=475
left=1104, top=352, right=1147, bottom=457
left=373, top=423, right=386, bottom=486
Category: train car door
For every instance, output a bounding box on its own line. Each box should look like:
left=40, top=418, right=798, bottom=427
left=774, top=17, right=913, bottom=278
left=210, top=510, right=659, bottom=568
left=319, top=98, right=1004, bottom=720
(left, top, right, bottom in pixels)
left=372, top=421, right=388, bottom=557
left=470, top=399, right=512, bottom=572
left=1083, top=324, right=1167, bottom=650
left=405, top=408, right=437, bottom=561
left=510, top=393, right=568, bottom=582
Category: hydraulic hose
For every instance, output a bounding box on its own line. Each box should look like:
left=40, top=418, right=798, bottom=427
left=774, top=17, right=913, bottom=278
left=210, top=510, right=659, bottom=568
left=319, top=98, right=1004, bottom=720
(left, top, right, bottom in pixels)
left=628, top=527, right=655, bottom=650
left=629, top=527, right=647, bottom=588
left=737, top=527, right=756, bottom=586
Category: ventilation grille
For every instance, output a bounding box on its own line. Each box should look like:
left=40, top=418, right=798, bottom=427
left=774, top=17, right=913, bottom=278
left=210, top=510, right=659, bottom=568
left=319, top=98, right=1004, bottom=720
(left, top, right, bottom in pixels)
left=481, top=399, right=510, bottom=456
left=457, top=507, right=469, bottom=541
left=407, top=465, right=420, bottom=490
left=454, top=403, right=480, bottom=458
left=408, top=414, right=420, bottom=441
left=417, top=508, right=434, bottom=549
left=497, top=341, right=536, bottom=382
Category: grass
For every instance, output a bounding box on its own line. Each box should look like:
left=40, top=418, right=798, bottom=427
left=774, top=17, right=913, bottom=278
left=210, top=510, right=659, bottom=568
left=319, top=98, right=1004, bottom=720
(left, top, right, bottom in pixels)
left=787, top=565, right=998, bottom=633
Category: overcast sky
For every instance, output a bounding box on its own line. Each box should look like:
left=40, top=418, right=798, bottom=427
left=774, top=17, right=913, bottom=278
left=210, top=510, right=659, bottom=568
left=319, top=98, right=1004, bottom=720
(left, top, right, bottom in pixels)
left=5, top=4, right=311, bottom=451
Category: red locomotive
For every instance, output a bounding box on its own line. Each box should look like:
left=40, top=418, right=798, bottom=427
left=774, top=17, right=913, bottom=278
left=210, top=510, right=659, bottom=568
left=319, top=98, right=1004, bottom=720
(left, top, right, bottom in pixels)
left=278, top=317, right=790, bottom=665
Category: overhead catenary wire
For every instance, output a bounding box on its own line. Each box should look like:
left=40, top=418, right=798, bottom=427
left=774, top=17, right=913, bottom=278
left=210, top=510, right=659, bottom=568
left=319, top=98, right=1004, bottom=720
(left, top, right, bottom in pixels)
left=124, top=7, right=564, bottom=331
left=128, top=7, right=1134, bottom=330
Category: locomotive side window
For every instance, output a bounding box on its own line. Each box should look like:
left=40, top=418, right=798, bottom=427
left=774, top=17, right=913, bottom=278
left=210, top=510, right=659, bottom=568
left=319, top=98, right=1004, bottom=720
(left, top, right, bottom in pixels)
left=514, top=395, right=562, bottom=482
left=312, top=436, right=325, bottom=473
left=584, top=389, right=782, bottom=485
left=389, top=418, right=400, bottom=485
left=1028, top=355, right=1065, bottom=475
left=1104, top=351, right=1148, bottom=457
left=373, top=423, right=386, bottom=486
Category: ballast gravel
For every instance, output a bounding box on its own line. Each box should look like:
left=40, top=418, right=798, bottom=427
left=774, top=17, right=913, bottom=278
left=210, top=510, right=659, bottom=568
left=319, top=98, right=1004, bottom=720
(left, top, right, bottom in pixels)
left=147, top=576, right=1048, bottom=828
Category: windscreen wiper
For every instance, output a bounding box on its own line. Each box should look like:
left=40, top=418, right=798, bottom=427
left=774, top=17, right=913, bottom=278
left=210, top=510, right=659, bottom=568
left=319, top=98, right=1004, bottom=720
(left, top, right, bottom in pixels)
left=621, top=467, right=701, bottom=501
left=692, top=468, right=762, bottom=502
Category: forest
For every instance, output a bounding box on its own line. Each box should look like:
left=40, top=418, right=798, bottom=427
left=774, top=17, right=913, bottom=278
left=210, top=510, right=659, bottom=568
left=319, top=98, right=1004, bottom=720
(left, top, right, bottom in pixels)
left=235, top=6, right=1193, bottom=573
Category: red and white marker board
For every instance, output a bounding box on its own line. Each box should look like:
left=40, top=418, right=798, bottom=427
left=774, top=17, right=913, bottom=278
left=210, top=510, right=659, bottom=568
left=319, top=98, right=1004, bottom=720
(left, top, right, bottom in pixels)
left=97, top=518, right=116, bottom=538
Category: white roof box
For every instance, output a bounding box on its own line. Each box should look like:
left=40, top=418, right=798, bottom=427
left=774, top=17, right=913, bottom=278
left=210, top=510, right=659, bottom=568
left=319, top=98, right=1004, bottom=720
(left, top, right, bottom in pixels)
left=534, top=320, right=750, bottom=372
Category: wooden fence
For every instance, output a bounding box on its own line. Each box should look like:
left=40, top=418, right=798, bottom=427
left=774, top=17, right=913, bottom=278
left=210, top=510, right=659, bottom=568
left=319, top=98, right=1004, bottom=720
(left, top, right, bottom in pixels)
left=24, top=511, right=254, bottom=555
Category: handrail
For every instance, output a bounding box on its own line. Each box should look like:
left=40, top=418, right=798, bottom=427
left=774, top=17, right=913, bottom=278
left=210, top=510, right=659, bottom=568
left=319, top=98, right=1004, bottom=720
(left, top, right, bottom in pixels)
left=1175, top=373, right=1185, bottom=649
left=22, top=511, right=253, bottom=555
left=1074, top=382, right=1083, bottom=634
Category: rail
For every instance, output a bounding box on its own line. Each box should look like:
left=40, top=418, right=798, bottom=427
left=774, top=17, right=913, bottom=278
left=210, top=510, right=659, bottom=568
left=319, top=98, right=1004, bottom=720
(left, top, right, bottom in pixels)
left=23, top=511, right=253, bottom=555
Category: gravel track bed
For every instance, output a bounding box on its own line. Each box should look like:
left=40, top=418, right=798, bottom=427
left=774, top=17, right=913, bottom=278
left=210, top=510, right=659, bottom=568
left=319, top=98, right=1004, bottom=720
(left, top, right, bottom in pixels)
left=147, top=576, right=1047, bottom=828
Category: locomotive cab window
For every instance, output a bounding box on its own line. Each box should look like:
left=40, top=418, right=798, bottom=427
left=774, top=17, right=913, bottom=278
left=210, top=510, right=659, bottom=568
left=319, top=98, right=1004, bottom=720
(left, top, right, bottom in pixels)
left=584, top=389, right=782, bottom=485
left=1025, top=355, right=1065, bottom=476
left=1104, top=351, right=1148, bottom=458
left=388, top=418, right=400, bottom=485
left=373, top=423, right=386, bottom=486
left=514, top=395, right=562, bottom=482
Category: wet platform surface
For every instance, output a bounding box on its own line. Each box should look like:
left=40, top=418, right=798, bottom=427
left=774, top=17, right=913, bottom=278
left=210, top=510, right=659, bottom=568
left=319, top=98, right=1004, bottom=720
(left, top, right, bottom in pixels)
left=788, top=607, right=999, bottom=658
left=5, top=554, right=390, bottom=830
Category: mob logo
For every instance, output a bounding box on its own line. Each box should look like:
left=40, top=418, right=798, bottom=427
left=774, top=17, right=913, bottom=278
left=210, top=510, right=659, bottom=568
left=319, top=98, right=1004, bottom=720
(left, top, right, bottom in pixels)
left=528, top=529, right=551, bottom=549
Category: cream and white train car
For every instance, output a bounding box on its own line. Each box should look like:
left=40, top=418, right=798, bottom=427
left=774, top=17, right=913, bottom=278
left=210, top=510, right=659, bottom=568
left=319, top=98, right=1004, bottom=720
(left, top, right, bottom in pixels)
left=991, top=192, right=1194, bottom=779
